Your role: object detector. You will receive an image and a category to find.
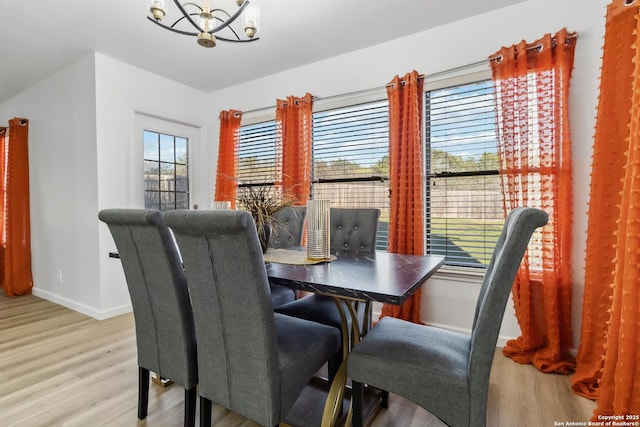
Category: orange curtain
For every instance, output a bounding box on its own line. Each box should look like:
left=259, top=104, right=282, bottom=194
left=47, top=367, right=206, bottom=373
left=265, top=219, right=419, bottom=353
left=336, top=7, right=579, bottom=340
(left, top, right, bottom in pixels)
left=596, top=2, right=640, bottom=413
left=214, top=109, right=242, bottom=208
left=380, top=71, right=425, bottom=324
left=275, top=93, right=313, bottom=204
left=490, top=29, right=576, bottom=374
left=2, top=118, right=33, bottom=297
left=572, top=0, right=640, bottom=416
left=0, top=126, right=6, bottom=284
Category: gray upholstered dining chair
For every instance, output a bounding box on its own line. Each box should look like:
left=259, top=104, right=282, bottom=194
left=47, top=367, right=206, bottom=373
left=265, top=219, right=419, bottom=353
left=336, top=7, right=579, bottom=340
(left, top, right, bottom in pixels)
left=328, top=208, right=380, bottom=254
left=270, top=206, right=307, bottom=249
left=162, top=209, right=342, bottom=427
left=98, top=209, right=197, bottom=427
left=268, top=206, right=306, bottom=307
left=347, top=207, right=549, bottom=427
left=274, top=208, right=380, bottom=370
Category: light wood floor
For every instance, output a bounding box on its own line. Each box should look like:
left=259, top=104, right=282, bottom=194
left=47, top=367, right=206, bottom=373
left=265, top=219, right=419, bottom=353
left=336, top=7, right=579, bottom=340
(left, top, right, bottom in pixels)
left=0, top=293, right=596, bottom=427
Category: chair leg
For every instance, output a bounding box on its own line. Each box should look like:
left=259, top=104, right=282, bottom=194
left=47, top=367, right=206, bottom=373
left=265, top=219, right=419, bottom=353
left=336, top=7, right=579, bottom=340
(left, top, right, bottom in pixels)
left=138, top=367, right=150, bottom=420
left=352, top=380, right=364, bottom=427
left=200, top=396, right=212, bottom=427
left=184, top=386, right=197, bottom=427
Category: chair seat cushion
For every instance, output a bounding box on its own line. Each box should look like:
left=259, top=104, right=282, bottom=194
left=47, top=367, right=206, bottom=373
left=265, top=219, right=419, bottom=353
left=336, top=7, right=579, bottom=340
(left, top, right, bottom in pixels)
left=348, top=317, right=472, bottom=411
left=269, top=283, right=296, bottom=308
left=275, top=294, right=350, bottom=330
left=274, top=313, right=341, bottom=415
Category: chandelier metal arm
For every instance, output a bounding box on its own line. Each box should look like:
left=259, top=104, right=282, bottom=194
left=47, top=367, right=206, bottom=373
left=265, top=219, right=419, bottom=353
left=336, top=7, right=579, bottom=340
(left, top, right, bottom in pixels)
left=208, top=1, right=249, bottom=34
left=147, top=16, right=199, bottom=36
left=171, top=12, right=203, bottom=30
left=181, top=2, right=203, bottom=9
left=211, top=8, right=232, bottom=20
left=211, top=15, right=241, bottom=40
left=172, top=0, right=203, bottom=33
left=215, top=35, right=259, bottom=43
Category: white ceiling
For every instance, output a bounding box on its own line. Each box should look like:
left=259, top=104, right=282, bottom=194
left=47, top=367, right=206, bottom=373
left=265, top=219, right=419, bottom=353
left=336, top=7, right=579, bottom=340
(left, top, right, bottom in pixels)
left=0, top=0, right=526, bottom=104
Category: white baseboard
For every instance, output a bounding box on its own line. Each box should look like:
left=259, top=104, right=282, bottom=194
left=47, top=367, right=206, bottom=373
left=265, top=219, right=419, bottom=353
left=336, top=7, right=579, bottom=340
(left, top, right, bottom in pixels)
left=32, top=288, right=132, bottom=320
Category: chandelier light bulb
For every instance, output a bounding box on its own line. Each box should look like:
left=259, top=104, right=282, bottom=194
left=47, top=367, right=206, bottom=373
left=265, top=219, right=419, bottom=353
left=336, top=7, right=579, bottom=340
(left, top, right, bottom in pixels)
left=148, top=0, right=167, bottom=20
left=243, top=5, right=260, bottom=39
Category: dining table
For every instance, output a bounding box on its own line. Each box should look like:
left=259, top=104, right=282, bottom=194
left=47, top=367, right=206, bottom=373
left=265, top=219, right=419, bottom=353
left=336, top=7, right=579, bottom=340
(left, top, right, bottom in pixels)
left=264, top=248, right=445, bottom=427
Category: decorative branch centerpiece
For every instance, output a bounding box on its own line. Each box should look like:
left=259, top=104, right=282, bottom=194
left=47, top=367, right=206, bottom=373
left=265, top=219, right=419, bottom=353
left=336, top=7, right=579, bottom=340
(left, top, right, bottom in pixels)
left=237, top=184, right=296, bottom=253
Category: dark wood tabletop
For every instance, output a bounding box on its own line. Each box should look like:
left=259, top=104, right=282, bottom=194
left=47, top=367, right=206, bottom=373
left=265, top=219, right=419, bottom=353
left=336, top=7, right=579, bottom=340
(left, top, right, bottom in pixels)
left=265, top=250, right=445, bottom=305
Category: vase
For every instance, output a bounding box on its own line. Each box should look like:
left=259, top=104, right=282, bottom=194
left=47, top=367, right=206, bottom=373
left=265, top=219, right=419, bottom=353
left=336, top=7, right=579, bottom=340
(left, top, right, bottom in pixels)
left=307, top=200, right=330, bottom=260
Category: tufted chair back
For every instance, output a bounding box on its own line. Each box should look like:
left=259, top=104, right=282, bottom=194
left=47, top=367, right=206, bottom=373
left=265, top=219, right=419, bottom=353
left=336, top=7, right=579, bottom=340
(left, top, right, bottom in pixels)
left=330, top=208, right=380, bottom=253
left=270, top=206, right=307, bottom=249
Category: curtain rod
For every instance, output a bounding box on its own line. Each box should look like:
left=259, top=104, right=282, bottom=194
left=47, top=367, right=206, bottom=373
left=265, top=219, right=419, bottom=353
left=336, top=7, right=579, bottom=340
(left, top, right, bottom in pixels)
left=488, top=31, right=578, bottom=63
left=240, top=63, right=472, bottom=116
left=240, top=32, right=578, bottom=115
left=239, top=59, right=486, bottom=116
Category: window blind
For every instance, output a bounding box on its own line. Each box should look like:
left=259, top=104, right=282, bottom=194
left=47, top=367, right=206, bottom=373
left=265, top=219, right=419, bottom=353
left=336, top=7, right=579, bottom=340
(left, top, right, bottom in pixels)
left=236, top=76, right=505, bottom=267
left=237, top=120, right=277, bottom=186
left=312, top=101, right=390, bottom=250
left=425, top=79, right=502, bottom=268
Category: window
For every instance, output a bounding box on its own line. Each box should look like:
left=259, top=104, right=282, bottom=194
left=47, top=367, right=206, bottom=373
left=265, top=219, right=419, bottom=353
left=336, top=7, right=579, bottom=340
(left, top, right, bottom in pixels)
left=237, top=120, right=277, bottom=186
left=236, top=119, right=278, bottom=207
left=143, top=130, right=189, bottom=211
left=237, top=101, right=390, bottom=250
left=312, top=101, right=389, bottom=250
left=425, top=77, right=501, bottom=268
left=236, top=73, right=502, bottom=269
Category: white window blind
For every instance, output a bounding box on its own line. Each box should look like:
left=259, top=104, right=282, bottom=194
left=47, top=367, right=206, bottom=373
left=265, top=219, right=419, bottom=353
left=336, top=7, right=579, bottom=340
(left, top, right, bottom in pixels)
left=237, top=120, right=277, bottom=186
left=236, top=74, right=504, bottom=267
left=312, top=101, right=390, bottom=250
left=425, top=79, right=502, bottom=268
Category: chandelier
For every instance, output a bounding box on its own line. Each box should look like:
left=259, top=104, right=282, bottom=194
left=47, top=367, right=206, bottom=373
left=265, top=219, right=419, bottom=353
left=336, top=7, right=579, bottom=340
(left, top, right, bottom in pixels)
left=147, top=0, right=260, bottom=48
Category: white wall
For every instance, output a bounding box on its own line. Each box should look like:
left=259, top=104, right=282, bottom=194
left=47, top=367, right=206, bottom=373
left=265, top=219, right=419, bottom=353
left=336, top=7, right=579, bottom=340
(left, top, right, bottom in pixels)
left=205, top=0, right=608, bottom=348
left=94, top=53, right=212, bottom=317
left=0, top=53, right=214, bottom=319
left=0, top=55, right=102, bottom=313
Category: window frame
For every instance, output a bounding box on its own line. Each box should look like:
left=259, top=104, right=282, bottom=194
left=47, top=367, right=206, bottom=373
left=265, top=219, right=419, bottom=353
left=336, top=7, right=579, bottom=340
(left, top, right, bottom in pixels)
left=312, top=91, right=390, bottom=250
left=133, top=113, right=200, bottom=210
left=423, top=70, right=502, bottom=274
left=143, top=130, right=190, bottom=211
left=236, top=70, right=505, bottom=274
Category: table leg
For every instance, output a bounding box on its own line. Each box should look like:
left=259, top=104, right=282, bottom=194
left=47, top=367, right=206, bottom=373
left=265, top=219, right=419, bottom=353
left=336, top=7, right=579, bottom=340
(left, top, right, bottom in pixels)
left=321, top=297, right=368, bottom=426
left=322, top=361, right=348, bottom=427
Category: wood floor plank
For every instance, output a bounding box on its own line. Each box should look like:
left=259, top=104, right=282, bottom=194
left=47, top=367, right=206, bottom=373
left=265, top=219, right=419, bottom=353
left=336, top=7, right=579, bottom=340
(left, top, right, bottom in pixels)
left=0, top=293, right=596, bottom=426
